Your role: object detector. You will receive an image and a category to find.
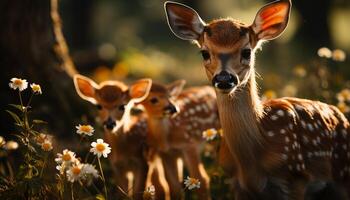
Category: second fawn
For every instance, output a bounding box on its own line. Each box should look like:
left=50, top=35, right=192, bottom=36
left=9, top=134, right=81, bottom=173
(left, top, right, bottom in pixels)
left=165, top=0, right=350, bottom=199
left=130, top=80, right=220, bottom=200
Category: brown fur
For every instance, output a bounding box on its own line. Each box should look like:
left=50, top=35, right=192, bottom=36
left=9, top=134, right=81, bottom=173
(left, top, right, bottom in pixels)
left=74, top=75, right=170, bottom=200
left=165, top=0, right=350, bottom=199
left=140, top=82, right=220, bottom=200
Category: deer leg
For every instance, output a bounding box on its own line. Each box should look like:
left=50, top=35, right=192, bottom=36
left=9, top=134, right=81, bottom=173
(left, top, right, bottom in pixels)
left=133, top=160, right=149, bottom=200
left=160, top=151, right=183, bottom=199
left=183, top=145, right=211, bottom=200
left=114, top=164, right=130, bottom=199
left=146, top=155, right=171, bottom=200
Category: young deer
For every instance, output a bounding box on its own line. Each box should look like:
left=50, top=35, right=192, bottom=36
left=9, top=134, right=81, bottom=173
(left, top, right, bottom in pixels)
left=129, top=80, right=220, bottom=199
left=165, top=0, right=350, bottom=199
left=74, top=75, right=170, bottom=199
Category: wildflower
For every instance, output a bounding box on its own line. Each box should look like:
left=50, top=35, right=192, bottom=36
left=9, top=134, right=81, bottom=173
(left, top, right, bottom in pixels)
left=281, top=85, right=297, bottom=97
left=262, top=90, right=276, bottom=101
left=30, top=83, right=42, bottom=94
left=76, top=124, right=94, bottom=136
left=90, top=139, right=111, bottom=158
left=337, top=89, right=350, bottom=102
left=9, top=78, right=28, bottom=91
left=5, top=141, right=19, bottom=150
left=0, top=136, right=5, bottom=148
left=143, top=185, right=156, bottom=200
left=82, top=164, right=99, bottom=179
left=317, top=47, right=332, bottom=58
left=41, top=140, right=53, bottom=151
left=66, top=162, right=84, bottom=182
left=293, top=65, right=307, bottom=78
left=184, top=176, right=200, bottom=190
left=332, top=49, right=346, bottom=62
left=55, top=149, right=76, bottom=165
left=202, top=128, right=218, bottom=141
left=337, top=102, right=350, bottom=113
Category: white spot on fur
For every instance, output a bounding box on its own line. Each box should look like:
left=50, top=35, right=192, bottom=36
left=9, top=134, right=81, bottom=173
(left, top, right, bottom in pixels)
left=270, top=115, right=278, bottom=120
left=267, top=131, right=274, bottom=137
left=277, top=110, right=284, bottom=117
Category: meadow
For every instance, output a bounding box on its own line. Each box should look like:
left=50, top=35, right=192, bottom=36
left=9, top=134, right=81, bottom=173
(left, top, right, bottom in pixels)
left=0, top=0, right=349, bottom=199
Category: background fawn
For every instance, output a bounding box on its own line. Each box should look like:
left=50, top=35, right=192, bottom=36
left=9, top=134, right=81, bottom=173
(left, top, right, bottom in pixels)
left=130, top=79, right=220, bottom=199
left=165, top=0, right=350, bottom=199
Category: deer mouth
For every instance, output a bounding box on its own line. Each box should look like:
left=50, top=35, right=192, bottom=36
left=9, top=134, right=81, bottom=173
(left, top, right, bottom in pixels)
left=212, top=71, right=238, bottom=92
left=163, top=105, right=178, bottom=117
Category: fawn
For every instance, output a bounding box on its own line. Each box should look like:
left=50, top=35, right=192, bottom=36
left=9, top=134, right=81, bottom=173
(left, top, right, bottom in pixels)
left=129, top=79, right=220, bottom=199
left=74, top=75, right=170, bottom=199
left=165, top=0, right=350, bottom=199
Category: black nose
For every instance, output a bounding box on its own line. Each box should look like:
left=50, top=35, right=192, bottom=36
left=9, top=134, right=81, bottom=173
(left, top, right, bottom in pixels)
left=212, top=71, right=238, bottom=90
left=163, top=104, right=178, bottom=115
left=104, top=117, right=116, bottom=130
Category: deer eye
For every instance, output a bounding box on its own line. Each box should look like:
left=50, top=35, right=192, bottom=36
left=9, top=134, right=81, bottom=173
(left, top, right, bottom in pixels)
left=96, top=104, right=102, bottom=110
left=200, top=50, right=210, bottom=60
left=241, top=49, right=251, bottom=60
left=150, top=97, right=159, bottom=104
left=118, top=104, right=126, bottom=111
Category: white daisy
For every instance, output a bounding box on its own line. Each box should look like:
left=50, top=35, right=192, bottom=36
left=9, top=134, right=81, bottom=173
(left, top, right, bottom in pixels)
left=30, top=83, right=42, bottom=94
left=76, top=124, right=94, bottom=136
left=41, top=140, right=53, bottom=151
left=90, top=139, right=111, bottom=158
left=66, top=162, right=84, bottom=182
left=202, top=128, right=218, bottom=141
left=9, top=78, right=28, bottom=91
left=184, top=176, right=200, bottom=190
left=55, top=149, right=76, bottom=164
left=143, top=185, right=155, bottom=200
left=82, top=164, right=99, bottom=179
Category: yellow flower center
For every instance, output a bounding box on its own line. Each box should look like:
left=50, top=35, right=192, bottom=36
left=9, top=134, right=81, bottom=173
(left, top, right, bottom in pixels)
left=32, top=85, right=40, bottom=91
left=80, top=125, right=92, bottom=133
left=72, top=167, right=81, bottom=175
left=189, top=178, right=199, bottom=185
left=206, top=129, right=215, bottom=137
left=96, top=143, right=105, bottom=152
left=42, top=142, right=51, bottom=151
left=62, top=153, right=71, bottom=161
left=14, top=79, right=23, bottom=86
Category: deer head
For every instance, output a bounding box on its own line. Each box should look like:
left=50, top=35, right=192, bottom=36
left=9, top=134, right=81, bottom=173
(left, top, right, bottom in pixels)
left=165, top=0, right=291, bottom=95
left=134, top=80, right=186, bottom=118
left=74, top=74, right=152, bottom=133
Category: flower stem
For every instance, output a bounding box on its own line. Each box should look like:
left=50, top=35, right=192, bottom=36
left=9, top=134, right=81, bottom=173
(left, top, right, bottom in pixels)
left=71, top=183, right=75, bottom=200
left=97, top=157, right=108, bottom=199
left=40, top=154, right=48, bottom=178
left=18, top=91, right=24, bottom=111
left=26, top=93, right=34, bottom=108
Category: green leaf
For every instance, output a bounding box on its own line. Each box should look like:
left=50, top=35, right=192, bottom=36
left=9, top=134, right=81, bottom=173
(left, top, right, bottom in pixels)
left=32, top=119, right=47, bottom=124
left=9, top=104, right=23, bottom=111
left=96, top=194, right=105, bottom=200
left=6, top=110, right=23, bottom=125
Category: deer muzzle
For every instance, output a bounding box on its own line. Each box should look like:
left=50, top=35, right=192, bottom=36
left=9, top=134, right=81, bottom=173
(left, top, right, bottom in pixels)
left=104, top=117, right=117, bottom=130
left=212, top=70, right=238, bottom=91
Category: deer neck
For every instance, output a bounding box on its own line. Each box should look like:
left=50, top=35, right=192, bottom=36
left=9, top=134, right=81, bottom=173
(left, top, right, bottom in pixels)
left=215, top=71, right=266, bottom=189
left=146, top=115, right=170, bottom=151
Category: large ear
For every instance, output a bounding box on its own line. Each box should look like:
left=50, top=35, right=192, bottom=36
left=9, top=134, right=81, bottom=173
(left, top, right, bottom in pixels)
left=73, top=74, right=99, bottom=104
left=251, top=0, right=291, bottom=41
left=164, top=1, right=205, bottom=41
left=129, top=79, right=152, bottom=103
left=167, top=79, right=186, bottom=98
